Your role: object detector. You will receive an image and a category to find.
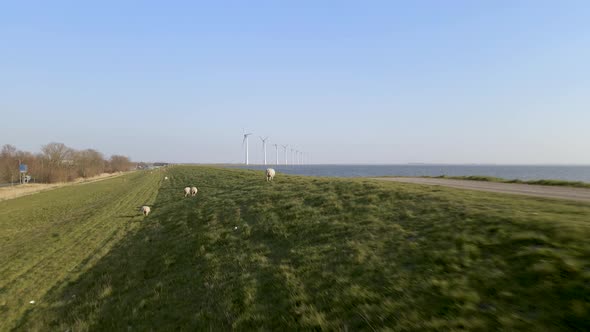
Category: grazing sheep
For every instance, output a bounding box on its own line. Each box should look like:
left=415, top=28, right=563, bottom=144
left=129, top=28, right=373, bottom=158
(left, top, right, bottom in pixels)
left=190, top=186, right=198, bottom=196
left=164, top=176, right=168, bottom=180
left=140, top=206, right=151, bottom=216
left=266, top=168, right=276, bottom=182
left=184, top=187, right=191, bottom=197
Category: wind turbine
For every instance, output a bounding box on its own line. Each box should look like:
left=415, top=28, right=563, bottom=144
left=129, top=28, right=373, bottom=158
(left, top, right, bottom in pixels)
left=281, top=145, right=288, bottom=165
left=273, top=144, right=279, bottom=165
left=295, top=150, right=300, bottom=166
left=242, top=130, right=253, bottom=165
left=259, top=136, right=269, bottom=165
left=290, top=148, right=295, bottom=166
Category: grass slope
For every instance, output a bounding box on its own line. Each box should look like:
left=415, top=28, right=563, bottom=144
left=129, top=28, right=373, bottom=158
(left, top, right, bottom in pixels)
left=0, top=171, right=161, bottom=331
left=3, top=166, right=590, bottom=331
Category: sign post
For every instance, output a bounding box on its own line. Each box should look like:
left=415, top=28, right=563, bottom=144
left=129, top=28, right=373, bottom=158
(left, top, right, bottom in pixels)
left=19, top=164, right=28, bottom=184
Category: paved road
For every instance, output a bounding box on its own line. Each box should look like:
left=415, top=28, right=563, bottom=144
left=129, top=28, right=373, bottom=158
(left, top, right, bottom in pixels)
left=372, top=177, right=590, bottom=203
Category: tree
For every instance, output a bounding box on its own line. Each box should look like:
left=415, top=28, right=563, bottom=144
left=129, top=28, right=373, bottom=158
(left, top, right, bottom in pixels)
left=74, top=149, right=105, bottom=178
left=0, top=144, right=19, bottom=183
left=108, top=155, right=133, bottom=172
left=41, top=142, right=74, bottom=182
left=41, top=142, right=73, bottom=165
left=0, top=142, right=134, bottom=183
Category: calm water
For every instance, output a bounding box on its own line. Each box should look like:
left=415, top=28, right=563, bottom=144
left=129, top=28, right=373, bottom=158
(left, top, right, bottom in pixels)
left=228, top=165, right=590, bottom=182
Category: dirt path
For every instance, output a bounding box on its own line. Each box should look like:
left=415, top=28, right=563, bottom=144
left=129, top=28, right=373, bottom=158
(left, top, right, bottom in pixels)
left=0, top=172, right=131, bottom=202
left=372, top=177, right=590, bottom=203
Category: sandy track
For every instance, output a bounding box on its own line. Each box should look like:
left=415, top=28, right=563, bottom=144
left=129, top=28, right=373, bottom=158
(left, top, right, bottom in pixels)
left=372, top=177, right=590, bottom=203
left=0, top=172, right=129, bottom=202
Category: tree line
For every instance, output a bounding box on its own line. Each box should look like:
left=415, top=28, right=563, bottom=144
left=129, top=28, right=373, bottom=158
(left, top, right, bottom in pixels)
left=0, top=143, right=134, bottom=183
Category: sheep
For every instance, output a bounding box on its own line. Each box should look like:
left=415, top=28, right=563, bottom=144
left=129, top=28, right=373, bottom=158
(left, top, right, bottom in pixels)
left=184, top=187, right=191, bottom=197
left=190, top=186, right=198, bottom=196
left=164, top=176, right=168, bottom=180
left=140, top=206, right=151, bottom=216
left=266, top=168, right=276, bottom=182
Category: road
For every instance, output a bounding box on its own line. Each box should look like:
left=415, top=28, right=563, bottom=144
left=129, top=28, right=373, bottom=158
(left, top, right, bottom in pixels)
left=372, top=177, right=590, bottom=203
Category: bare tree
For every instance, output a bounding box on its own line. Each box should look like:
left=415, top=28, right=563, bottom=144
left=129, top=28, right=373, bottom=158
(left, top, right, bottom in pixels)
left=40, top=142, right=75, bottom=182
left=0, top=144, right=19, bottom=183
left=1, top=142, right=134, bottom=183
left=108, top=155, right=132, bottom=172
left=74, top=149, right=105, bottom=178
left=41, top=142, right=73, bottom=165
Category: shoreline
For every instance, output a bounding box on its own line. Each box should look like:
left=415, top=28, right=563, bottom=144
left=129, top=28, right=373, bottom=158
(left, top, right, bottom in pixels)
left=226, top=165, right=590, bottom=183
left=376, top=175, right=590, bottom=189
left=373, top=177, right=590, bottom=203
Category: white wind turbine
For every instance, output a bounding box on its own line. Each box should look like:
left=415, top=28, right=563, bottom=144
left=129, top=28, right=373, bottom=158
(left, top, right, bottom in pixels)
left=290, top=148, right=295, bottom=166
left=295, top=150, right=300, bottom=166
left=242, top=130, right=253, bottom=165
left=259, top=136, right=269, bottom=165
left=281, top=145, right=288, bottom=165
left=273, top=144, right=279, bottom=165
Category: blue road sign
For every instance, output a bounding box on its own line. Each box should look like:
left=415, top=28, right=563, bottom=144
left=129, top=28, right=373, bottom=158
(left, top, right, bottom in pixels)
left=19, top=164, right=28, bottom=173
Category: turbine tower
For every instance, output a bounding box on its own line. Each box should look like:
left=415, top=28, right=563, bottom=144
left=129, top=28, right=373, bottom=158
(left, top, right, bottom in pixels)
left=295, top=150, right=300, bottom=166
left=259, top=136, right=269, bottom=165
left=273, top=144, right=279, bottom=165
left=290, top=148, right=295, bottom=166
left=281, top=145, right=288, bottom=165
left=242, top=130, right=253, bottom=165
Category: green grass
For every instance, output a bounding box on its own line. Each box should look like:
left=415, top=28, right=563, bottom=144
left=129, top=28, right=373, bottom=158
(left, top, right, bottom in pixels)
left=0, top=171, right=161, bottom=331
left=2, top=166, right=590, bottom=331
left=430, top=175, right=590, bottom=188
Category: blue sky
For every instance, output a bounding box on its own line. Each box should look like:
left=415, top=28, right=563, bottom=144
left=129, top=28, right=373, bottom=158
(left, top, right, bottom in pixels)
left=1, top=1, right=589, bottom=164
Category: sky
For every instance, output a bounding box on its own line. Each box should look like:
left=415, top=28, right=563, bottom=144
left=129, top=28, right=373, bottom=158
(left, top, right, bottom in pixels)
left=1, top=0, right=589, bottom=164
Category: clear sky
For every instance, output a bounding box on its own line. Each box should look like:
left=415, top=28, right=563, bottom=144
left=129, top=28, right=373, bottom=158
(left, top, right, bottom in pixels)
left=1, top=1, right=589, bottom=164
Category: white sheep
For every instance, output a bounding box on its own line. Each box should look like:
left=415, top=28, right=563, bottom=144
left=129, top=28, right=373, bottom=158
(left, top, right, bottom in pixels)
left=190, top=186, right=198, bottom=196
left=266, top=168, right=276, bottom=182
left=140, top=206, right=151, bottom=216
left=184, top=187, right=191, bottom=197
left=164, top=176, right=168, bottom=180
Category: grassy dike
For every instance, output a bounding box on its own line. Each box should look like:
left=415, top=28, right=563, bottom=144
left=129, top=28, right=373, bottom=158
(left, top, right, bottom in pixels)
left=0, top=171, right=162, bottom=331
left=3, top=166, right=590, bottom=330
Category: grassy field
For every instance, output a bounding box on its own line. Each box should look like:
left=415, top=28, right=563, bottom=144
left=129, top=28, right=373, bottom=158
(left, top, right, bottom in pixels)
left=0, top=171, right=161, bottom=331
left=2, top=166, right=590, bottom=331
